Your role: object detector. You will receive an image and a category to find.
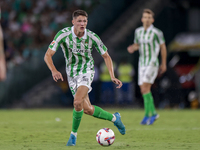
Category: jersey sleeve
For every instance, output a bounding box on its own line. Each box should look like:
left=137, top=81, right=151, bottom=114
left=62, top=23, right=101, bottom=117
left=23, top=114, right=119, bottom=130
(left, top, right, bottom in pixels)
left=157, top=30, right=165, bottom=45
left=134, top=29, right=139, bottom=44
left=48, top=30, right=64, bottom=51
left=0, top=7, right=1, bottom=21
left=92, top=34, right=107, bottom=55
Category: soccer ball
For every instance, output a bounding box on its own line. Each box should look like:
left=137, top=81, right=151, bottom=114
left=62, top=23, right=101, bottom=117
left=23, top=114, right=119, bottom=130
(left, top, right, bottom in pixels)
left=96, top=128, right=115, bottom=146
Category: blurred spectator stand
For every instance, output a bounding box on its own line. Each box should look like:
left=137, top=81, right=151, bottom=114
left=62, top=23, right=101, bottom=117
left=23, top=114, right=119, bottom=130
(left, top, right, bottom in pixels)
left=99, top=61, right=116, bottom=104
left=167, top=32, right=200, bottom=108
left=116, top=58, right=135, bottom=105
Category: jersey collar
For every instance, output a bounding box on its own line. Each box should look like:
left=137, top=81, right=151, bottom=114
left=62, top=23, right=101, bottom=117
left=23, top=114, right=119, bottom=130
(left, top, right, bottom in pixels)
left=71, top=26, right=87, bottom=39
left=144, top=24, right=154, bottom=32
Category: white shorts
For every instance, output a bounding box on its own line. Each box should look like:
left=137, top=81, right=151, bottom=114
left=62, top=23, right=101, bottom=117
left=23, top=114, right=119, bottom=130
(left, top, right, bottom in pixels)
left=138, top=66, right=158, bottom=85
left=67, top=72, right=94, bottom=96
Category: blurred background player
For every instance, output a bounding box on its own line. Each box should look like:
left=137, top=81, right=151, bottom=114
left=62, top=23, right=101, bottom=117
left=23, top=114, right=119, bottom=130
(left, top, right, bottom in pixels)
left=127, top=9, right=167, bottom=125
left=44, top=10, right=125, bottom=146
left=0, top=7, right=6, bottom=81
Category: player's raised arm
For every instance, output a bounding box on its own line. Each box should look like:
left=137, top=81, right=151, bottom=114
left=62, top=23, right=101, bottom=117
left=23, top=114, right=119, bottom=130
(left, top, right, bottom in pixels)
left=44, top=48, right=63, bottom=82
left=102, top=51, right=122, bottom=88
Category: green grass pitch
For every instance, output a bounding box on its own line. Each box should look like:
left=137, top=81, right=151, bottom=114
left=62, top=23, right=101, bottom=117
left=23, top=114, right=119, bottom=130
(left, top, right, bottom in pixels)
left=0, top=108, right=200, bottom=150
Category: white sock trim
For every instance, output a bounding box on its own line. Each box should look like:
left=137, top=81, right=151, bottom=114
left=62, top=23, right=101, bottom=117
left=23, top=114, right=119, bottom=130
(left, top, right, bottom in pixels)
left=74, top=109, right=83, bottom=112
left=111, top=114, right=116, bottom=122
left=71, top=131, right=77, bottom=137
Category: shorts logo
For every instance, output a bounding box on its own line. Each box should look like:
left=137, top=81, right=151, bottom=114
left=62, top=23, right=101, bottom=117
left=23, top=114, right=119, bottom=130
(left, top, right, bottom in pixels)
left=82, top=76, right=89, bottom=82
left=82, top=76, right=89, bottom=85
left=146, top=74, right=151, bottom=80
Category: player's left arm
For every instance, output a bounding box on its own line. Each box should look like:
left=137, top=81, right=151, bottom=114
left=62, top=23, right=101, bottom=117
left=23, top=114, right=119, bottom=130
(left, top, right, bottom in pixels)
left=102, top=51, right=122, bottom=88
left=159, top=43, right=167, bottom=75
left=0, top=25, right=6, bottom=81
left=157, top=30, right=167, bottom=75
left=92, top=33, right=122, bottom=88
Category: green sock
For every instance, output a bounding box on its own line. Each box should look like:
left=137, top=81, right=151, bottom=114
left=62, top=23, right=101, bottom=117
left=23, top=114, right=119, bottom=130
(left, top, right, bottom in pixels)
left=148, top=92, right=157, bottom=116
left=72, top=108, right=83, bottom=133
left=142, top=93, right=150, bottom=117
left=92, top=105, right=113, bottom=121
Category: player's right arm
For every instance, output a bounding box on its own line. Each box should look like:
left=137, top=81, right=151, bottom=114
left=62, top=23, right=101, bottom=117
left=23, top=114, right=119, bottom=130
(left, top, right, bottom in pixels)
left=127, top=43, right=139, bottom=53
left=127, top=29, right=139, bottom=53
left=44, top=48, right=63, bottom=82
left=44, top=29, right=66, bottom=82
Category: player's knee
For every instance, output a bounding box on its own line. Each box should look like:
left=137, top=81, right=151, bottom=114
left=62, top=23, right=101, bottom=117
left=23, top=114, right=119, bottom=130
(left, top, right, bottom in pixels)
left=84, top=107, right=94, bottom=115
left=84, top=109, right=92, bottom=115
left=84, top=106, right=94, bottom=115
left=73, top=98, right=83, bottom=111
left=140, top=88, right=148, bottom=94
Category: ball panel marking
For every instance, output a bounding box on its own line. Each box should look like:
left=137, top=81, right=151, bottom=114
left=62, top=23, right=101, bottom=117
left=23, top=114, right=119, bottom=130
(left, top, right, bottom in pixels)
left=96, top=128, right=115, bottom=146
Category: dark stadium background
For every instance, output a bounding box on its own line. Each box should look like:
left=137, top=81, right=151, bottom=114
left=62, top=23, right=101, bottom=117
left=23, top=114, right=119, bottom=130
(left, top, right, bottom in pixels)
left=0, top=0, right=200, bottom=109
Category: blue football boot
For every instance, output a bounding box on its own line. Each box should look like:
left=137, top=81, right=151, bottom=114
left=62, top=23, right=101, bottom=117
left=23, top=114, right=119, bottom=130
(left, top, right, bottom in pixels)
left=147, top=114, right=159, bottom=125
left=66, top=133, right=76, bottom=146
left=113, top=112, right=126, bottom=135
left=140, top=116, right=150, bottom=125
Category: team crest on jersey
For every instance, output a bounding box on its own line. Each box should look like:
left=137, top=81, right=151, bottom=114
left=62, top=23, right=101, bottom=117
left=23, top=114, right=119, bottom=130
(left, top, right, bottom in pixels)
left=85, top=42, right=88, bottom=49
left=50, top=41, right=55, bottom=46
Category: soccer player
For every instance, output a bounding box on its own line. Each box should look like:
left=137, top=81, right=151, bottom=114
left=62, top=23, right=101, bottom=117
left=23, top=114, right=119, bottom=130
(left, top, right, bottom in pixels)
left=44, top=10, right=126, bottom=146
left=127, top=9, right=167, bottom=125
left=0, top=8, right=6, bottom=81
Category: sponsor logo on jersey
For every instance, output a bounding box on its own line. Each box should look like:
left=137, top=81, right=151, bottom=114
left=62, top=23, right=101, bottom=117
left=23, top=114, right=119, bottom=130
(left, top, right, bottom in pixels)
left=69, top=48, right=89, bottom=53
left=50, top=41, right=55, bottom=46
left=100, top=42, right=104, bottom=48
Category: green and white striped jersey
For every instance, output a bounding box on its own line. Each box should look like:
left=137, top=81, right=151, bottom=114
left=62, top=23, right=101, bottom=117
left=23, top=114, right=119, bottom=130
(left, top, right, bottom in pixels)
left=134, top=25, right=165, bottom=67
left=49, top=26, right=107, bottom=77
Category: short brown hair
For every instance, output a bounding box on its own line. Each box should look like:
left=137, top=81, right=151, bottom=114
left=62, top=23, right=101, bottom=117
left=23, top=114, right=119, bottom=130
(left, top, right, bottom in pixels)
left=72, top=10, right=88, bottom=19
left=143, top=9, right=154, bottom=17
